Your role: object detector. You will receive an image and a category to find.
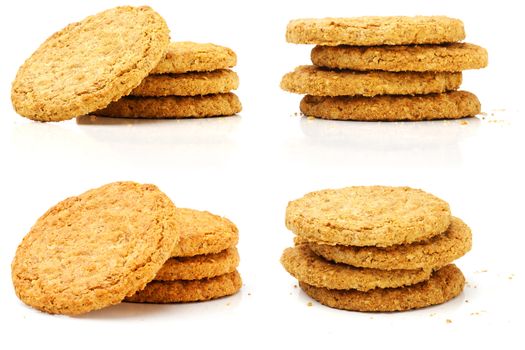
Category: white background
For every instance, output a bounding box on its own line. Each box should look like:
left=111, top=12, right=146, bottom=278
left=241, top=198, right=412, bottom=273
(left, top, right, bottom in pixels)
left=1, top=0, right=524, bottom=349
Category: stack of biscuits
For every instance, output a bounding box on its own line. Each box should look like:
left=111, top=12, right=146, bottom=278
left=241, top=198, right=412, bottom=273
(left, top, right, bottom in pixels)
left=11, top=182, right=241, bottom=315
left=96, top=42, right=242, bottom=119
left=126, top=208, right=242, bottom=303
left=281, top=186, right=472, bottom=312
left=281, top=16, right=488, bottom=121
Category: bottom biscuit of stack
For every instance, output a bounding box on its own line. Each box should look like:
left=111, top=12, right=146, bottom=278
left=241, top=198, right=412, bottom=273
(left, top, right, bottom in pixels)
left=126, top=208, right=242, bottom=303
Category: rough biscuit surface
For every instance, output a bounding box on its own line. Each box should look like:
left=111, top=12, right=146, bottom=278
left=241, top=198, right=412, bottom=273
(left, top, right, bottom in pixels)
left=155, top=248, right=240, bottom=280
left=286, top=16, right=465, bottom=46
left=171, top=208, right=239, bottom=257
left=281, top=66, right=462, bottom=97
left=286, top=186, right=451, bottom=247
left=300, top=91, right=480, bottom=121
left=11, top=182, right=178, bottom=315
left=125, top=270, right=242, bottom=303
left=311, top=43, right=488, bottom=72
left=130, top=69, right=239, bottom=97
left=95, top=93, right=242, bottom=118
left=11, top=6, right=170, bottom=122
left=305, top=217, right=471, bottom=270
left=281, top=245, right=432, bottom=291
left=300, top=264, right=465, bottom=312
left=151, top=42, right=237, bottom=74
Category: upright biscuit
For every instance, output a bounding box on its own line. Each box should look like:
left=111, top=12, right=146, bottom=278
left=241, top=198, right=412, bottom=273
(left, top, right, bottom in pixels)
left=311, top=43, right=488, bottom=72
left=281, top=245, right=432, bottom=291
left=11, top=182, right=178, bottom=315
left=300, top=264, right=465, bottom=312
left=172, top=208, right=239, bottom=257
left=151, top=42, right=237, bottom=74
left=300, top=91, right=481, bottom=121
left=95, top=93, right=242, bottom=118
left=11, top=6, right=170, bottom=122
left=130, top=69, right=239, bottom=97
left=286, top=16, right=465, bottom=46
left=125, top=271, right=242, bottom=303
left=286, top=186, right=451, bottom=247
left=281, top=66, right=462, bottom=97
left=306, top=217, right=472, bottom=270
left=155, top=248, right=240, bottom=281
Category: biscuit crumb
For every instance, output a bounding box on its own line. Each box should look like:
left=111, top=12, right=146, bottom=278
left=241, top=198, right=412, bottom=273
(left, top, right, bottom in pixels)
left=460, top=120, right=468, bottom=125
left=226, top=302, right=231, bottom=306
left=247, top=292, right=251, bottom=296
left=429, top=313, right=436, bottom=317
left=446, top=319, right=452, bottom=324
left=465, top=299, right=469, bottom=303
left=294, top=284, right=297, bottom=288
left=307, top=302, right=313, bottom=307
left=508, top=274, right=515, bottom=280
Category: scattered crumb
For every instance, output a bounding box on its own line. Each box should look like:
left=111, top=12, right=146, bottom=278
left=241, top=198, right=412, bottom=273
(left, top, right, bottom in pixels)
left=446, top=319, right=452, bottom=324
left=474, top=269, right=488, bottom=273
left=369, top=316, right=374, bottom=320
left=508, top=274, right=515, bottom=280
left=226, top=302, right=231, bottom=306
left=247, top=293, right=251, bottom=296
left=307, top=302, right=313, bottom=307
left=429, top=313, right=436, bottom=317
left=307, top=116, right=315, bottom=120
left=479, top=112, right=488, bottom=116
left=293, top=285, right=297, bottom=288
left=470, top=311, right=487, bottom=316
left=460, top=120, right=468, bottom=125
left=465, top=300, right=469, bottom=303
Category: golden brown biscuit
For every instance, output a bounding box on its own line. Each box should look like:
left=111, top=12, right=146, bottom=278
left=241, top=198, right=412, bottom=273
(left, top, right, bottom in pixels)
left=304, top=217, right=471, bottom=270
left=11, top=182, right=178, bottom=315
left=151, top=42, right=237, bottom=74
left=155, top=248, right=240, bottom=281
left=286, top=186, right=451, bottom=247
left=130, top=69, right=239, bottom=97
left=299, top=91, right=480, bottom=121
left=300, top=264, right=465, bottom=312
left=95, top=93, right=242, bottom=118
left=281, top=245, right=432, bottom=291
left=280, top=66, right=462, bottom=97
left=286, top=16, right=465, bottom=46
left=125, top=271, right=242, bottom=303
left=311, top=43, right=488, bottom=72
left=172, top=208, right=239, bottom=257
left=11, top=6, right=170, bottom=122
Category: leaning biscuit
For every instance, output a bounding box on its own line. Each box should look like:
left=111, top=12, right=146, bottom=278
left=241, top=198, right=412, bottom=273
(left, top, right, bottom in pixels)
left=311, top=43, right=488, bottom=72
left=151, top=42, right=237, bottom=74
left=95, top=93, right=242, bottom=118
left=286, top=186, right=451, bottom=247
left=286, top=16, right=465, bottom=46
left=11, top=6, right=170, bottom=122
left=11, top=182, right=178, bottom=315
left=281, top=66, right=462, bottom=97
left=125, top=271, right=242, bottom=303
left=300, top=91, right=481, bottom=121
left=130, top=69, right=239, bottom=97
left=300, top=264, right=465, bottom=312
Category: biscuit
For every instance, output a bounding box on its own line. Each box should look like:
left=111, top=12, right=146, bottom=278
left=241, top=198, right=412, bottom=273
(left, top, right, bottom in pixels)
left=311, top=43, right=488, bottom=72
left=305, top=217, right=471, bottom=270
left=95, top=93, right=242, bottom=118
left=286, top=16, right=465, bottom=46
left=280, top=66, right=462, bottom=97
left=11, top=6, right=170, bottom=122
left=281, top=245, right=432, bottom=291
left=130, top=69, right=239, bottom=97
left=299, top=264, right=465, bottom=312
left=11, top=182, right=178, bottom=315
left=299, top=91, right=480, bottom=121
left=286, top=186, right=451, bottom=247
left=155, top=248, right=240, bottom=281
left=172, top=208, right=239, bottom=257
left=151, top=42, right=237, bottom=74
left=125, top=270, right=242, bottom=303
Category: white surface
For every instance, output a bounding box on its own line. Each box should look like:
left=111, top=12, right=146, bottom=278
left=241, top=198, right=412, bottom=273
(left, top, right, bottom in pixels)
left=1, top=1, right=524, bottom=349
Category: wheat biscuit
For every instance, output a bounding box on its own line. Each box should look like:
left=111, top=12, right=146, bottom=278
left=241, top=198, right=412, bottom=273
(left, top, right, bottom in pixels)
left=304, top=217, right=471, bottom=270
left=311, top=43, right=488, bottom=72
left=171, top=208, right=239, bottom=257
left=151, top=42, right=237, bottom=74
left=130, top=69, right=239, bottom=97
left=300, top=91, right=480, bottom=121
left=95, top=93, right=242, bottom=118
left=155, top=247, right=240, bottom=281
left=286, top=16, right=465, bottom=46
left=300, top=264, right=465, bottom=312
left=125, top=270, right=242, bottom=303
left=281, top=245, right=431, bottom=291
left=11, top=182, right=178, bottom=315
left=281, top=66, right=461, bottom=97
left=11, top=6, right=170, bottom=122
left=286, top=186, right=451, bottom=247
